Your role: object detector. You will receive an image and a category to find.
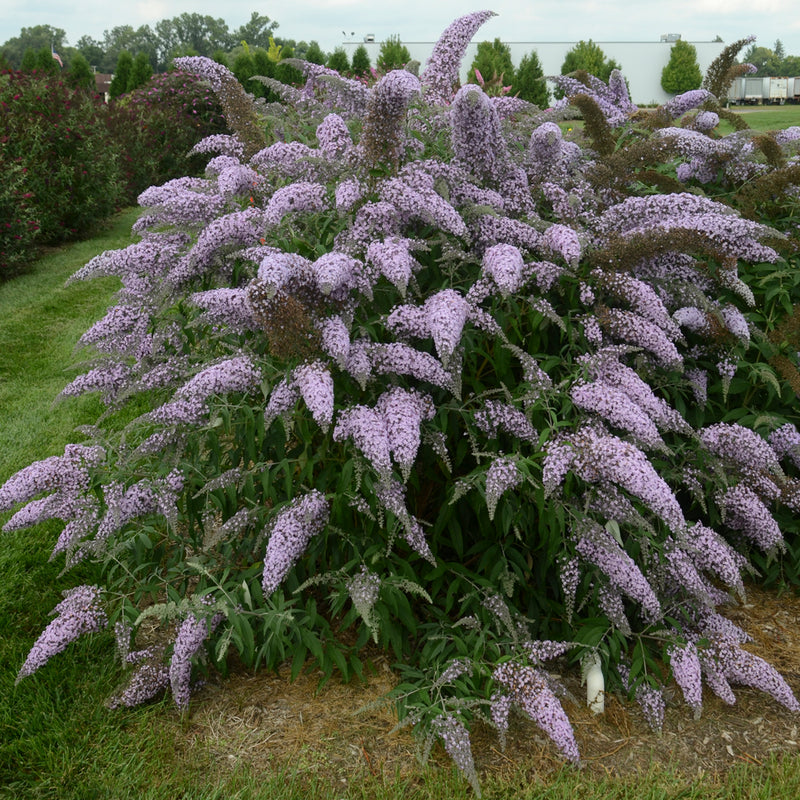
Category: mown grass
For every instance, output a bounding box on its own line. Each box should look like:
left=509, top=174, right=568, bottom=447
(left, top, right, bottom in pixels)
left=4, top=210, right=800, bottom=799
left=720, top=105, right=800, bottom=135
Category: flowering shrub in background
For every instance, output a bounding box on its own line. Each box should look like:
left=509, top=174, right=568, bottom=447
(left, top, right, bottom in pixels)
left=109, top=70, right=229, bottom=202
left=4, top=11, right=800, bottom=794
left=0, top=67, right=228, bottom=277
left=0, top=69, right=120, bottom=248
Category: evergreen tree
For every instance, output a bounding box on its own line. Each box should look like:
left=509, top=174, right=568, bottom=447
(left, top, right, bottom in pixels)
left=661, top=39, right=702, bottom=94
left=68, top=52, right=96, bottom=91
left=20, top=48, right=37, bottom=72
left=35, top=46, right=61, bottom=74
left=232, top=50, right=256, bottom=92
left=327, top=47, right=350, bottom=74
left=127, top=51, right=152, bottom=92
left=109, top=50, right=133, bottom=99
left=377, top=35, right=410, bottom=73
left=468, top=38, right=515, bottom=89
left=305, top=41, right=326, bottom=65
left=274, top=45, right=303, bottom=85
left=561, top=39, right=621, bottom=82
left=513, top=49, right=550, bottom=107
left=351, top=44, right=371, bottom=78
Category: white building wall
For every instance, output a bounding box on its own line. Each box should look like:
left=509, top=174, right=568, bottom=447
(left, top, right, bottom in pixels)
left=341, top=40, right=727, bottom=106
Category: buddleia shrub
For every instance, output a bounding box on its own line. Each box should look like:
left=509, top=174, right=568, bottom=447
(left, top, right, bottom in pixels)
left=0, top=155, right=40, bottom=278
left=5, top=12, right=800, bottom=795
left=107, top=70, right=229, bottom=202
left=0, top=68, right=121, bottom=245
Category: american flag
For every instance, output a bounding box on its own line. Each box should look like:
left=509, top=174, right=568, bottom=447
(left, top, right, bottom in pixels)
left=51, top=47, right=63, bottom=68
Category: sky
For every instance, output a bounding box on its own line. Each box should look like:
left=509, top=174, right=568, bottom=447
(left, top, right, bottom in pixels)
left=3, top=0, right=800, bottom=58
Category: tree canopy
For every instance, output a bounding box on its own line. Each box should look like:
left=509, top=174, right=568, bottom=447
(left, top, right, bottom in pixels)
left=377, top=35, right=411, bottom=73
left=513, top=49, right=550, bottom=107
left=468, top=38, right=516, bottom=90
left=661, top=39, right=703, bottom=94
left=561, top=39, right=621, bottom=82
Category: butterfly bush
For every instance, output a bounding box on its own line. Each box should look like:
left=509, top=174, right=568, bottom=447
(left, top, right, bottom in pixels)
left=5, top=11, right=800, bottom=794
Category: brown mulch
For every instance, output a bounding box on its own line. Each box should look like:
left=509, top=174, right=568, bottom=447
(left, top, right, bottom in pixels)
left=178, top=586, right=800, bottom=788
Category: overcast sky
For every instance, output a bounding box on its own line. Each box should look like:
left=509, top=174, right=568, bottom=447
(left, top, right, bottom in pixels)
left=3, top=1, right=800, bottom=58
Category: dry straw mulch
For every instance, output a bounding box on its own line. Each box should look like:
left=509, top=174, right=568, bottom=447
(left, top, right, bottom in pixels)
left=178, top=586, right=800, bottom=789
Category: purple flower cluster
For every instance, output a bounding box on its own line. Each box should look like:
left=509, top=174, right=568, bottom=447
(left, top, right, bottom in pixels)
left=420, top=11, right=497, bottom=105
left=58, top=362, right=134, bottom=407
left=662, top=89, right=715, bottom=119
left=527, top=123, right=581, bottom=184
left=550, top=70, right=636, bottom=127
left=366, top=237, right=420, bottom=296
left=481, top=243, right=524, bottom=295
left=250, top=141, right=318, bottom=181
left=264, top=182, right=328, bottom=226
left=108, top=646, right=170, bottom=709
left=552, top=427, right=685, bottom=532
left=188, top=288, right=259, bottom=334
left=668, top=641, right=703, bottom=716
left=618, top=663, right=665, bottom=731
left=598, top=194, right=780, bottom=264
left=599, top=308, right=683, bottom=370
left=719, top=483, right=784, bottom=552
left=474, top=400, right=537, bottom=444
left=492, top=661, right=580, bottom=762
left=769, top=423, right=800, bottom=469
left=347, top=566, right=382, bottom=636
left=699, top=422, right=783, bottom=499
left=262, top=490, right=330, bottom=594
left=17, top=585, right=107, bottom=682
left=151, top=356, right=261, bottom=427
left=485, top=456, right=521, bottom=520
left=451, top=84, right=509, bottom=185
left=169, top=611, right=221, bottom=710
left=292, top=361, right=335, bottom=432
left=380, top=170, right=467, bottom=238
left=570, top=379, right=664, bottom=449
left=431, top=714, right=481, bottom=795
left=316, top=113, right=353, bottom=159
left=373, top=479, right=435, bottom=563
left=575, top=521, right=662, bottom=621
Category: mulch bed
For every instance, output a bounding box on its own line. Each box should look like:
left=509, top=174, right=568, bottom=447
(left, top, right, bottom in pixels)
left=179, top=585, right=800, bottom=788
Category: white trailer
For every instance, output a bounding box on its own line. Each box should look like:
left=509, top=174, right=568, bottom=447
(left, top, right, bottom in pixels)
left=768, top=77, right=789, bottom=104
left=744, top=76, right=767, bottom=104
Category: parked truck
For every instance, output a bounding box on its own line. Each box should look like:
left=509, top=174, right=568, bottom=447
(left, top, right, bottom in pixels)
left=727, top=76, right=800, bottom=105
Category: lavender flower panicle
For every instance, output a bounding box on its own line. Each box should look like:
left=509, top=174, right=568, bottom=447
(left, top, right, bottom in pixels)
left=333, top=404, right=392, bottom=477
left=292, top=361, right=335, bottom=431
left=719, top=483, right=784, bottom=552
left=169, top=612, right=221, bottom=710
left=493, top=662, right=580, bottom=762
left=108, top=647, right=171, bottom=709
left=262, top=490, right=330, bottom=594
left=618, top=663, right=665, bottom=731
left=420, top=11, right=498, bottom=105
left=16, top=585, right=107, bottom=682
left=376, top=387, right=435, bottom=480
left=431, top=714, right=482, bottom=796
left=575, top=521, right=662, bottom=621
left=481, top=243, right=524, bottom=295
left=485, top=456, right=522, bottom=520
left=474, top=400, right=537, bottom=444
left=669, top=641, right=703, bottom=717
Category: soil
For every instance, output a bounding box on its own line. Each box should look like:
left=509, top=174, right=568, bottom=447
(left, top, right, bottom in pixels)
left=179, top=585, right=800, bottom=791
